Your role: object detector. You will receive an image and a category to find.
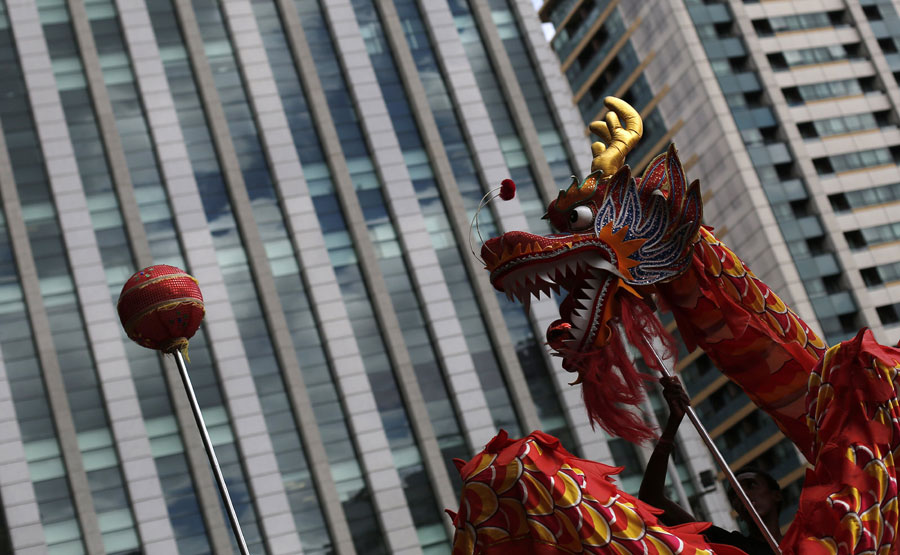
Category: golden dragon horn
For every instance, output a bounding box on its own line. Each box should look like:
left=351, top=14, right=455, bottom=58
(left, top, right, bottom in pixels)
left=589, top=97, right=643, bottom=177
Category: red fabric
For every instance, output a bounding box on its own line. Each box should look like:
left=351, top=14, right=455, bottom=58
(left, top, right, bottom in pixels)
left=781, top=329, right=900, bottom=554
left=450, top=332, right=900, bottom=554
left=117, top=265, right=204, bottom=352
left=656, top=227, right=826, bottom=460
left=618, top=292, right=676, bottom=377
left=451, top=430, right=739, bottom=554
left=558, top=289, right=673, bottom=444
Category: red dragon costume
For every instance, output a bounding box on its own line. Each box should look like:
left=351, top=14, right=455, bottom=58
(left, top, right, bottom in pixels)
left=449, top=97, right=900, bottom=554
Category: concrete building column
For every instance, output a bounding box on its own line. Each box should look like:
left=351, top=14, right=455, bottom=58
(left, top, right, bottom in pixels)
left=272, top=0, right=460, bottom=541
left=0, top=114, right=104, bottom=554
left=6, top=0, right=178, bottom=551
left=507, top=0, right=593, bottom=177
left=317, top=0, right=497, bottom=452
left=167, top=1, right=358, bottom=552
left=415, top=0, right=612, bottom=462
left=60, top=4, right=234, bottom=548
left=223, top=0, right=430, bottom=551
left=463, top=0, right=559, bottom=203
left=0, top=348, right=46, bottom=553
left=372, top=0, right=542, bottom=434
left=113, top=1, right=305, bottom=552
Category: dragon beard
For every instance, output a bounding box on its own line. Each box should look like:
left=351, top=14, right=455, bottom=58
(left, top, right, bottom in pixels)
left=555, top=285, right=674, bottom=443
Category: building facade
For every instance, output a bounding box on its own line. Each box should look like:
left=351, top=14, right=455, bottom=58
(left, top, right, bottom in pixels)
left=540, top=0, right=900, bottom=530
left=0, top=0, right=744, bottom=553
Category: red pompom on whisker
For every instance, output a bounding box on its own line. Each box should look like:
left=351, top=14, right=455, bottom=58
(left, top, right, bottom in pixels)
left=563, top=333, right=658, bottom=444
left=470, top=179, right=516, bottom=264
left=499, top=178, right=516, bottom=201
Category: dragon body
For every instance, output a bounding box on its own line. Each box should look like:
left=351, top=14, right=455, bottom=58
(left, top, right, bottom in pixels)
left=451, top=97, right=900, bottom=554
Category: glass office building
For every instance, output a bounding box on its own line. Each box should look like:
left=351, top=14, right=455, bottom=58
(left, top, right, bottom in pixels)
left=540, top=0, right=900, bottom=530
left=0, top=0, right=744, bottom=552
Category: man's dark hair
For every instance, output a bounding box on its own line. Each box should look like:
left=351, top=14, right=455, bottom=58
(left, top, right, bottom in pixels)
left=727, top=467, right=783, bottom=512
left=736, top=467, right=780, bottom=493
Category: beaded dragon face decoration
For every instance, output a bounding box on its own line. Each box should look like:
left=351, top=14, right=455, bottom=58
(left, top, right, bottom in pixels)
left=480, top=98, right=702, bottom=439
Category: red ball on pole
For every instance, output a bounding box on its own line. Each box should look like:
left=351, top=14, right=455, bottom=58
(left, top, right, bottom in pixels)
left=115, top=265, right=249, bottom=552
left=116, top=265, right=205, bottom=356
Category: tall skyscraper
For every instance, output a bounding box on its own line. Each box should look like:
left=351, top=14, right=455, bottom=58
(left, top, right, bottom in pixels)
left=540, top=0, right=900, bottom=530
left=0, top=0, right=739, bottom=553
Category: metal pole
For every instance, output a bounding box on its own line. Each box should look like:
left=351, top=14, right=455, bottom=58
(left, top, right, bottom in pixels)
left=172, top=350, right=251, bottom=555
left=641, top=337, right=782, bottom=555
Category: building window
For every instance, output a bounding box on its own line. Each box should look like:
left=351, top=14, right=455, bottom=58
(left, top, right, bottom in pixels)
left=769, top=43, right=860, bottom=70
left=844, top=229, right=866, bottom=249
left=861, top=262, right=900, bottom=287
left=813, top=157, right=834, bottom=174
left=877, top=304, right=900, bottom=325
left=752, top=10, right=845, bottom=36
left=800, top=78, right=862, bottom=102
left=863, top=5, right=883, bottom=21
left=878, top=37, right=899, bottom=54
left=799, top=111, right=887, bottom=139
left=814, top=147, right=897, bottom=175
left=845, top=222, right=900, bottom=249
left=829, top=181, right=900, bottom=212
left=861, top=267, right=884, bottom=287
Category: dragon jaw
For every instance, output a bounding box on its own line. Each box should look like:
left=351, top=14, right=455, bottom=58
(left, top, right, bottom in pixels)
left=482, top=231, right=624, bottom=360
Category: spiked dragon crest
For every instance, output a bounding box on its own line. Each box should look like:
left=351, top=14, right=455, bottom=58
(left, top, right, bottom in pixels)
left=482, top=97, right=702, bottom=442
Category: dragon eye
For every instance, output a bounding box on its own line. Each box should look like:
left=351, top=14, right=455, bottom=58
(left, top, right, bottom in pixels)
left=567, top=205, right=595, bottom=231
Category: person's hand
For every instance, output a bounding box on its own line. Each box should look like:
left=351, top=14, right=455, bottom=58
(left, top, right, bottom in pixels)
left=661, top=376, right=690, bottom=423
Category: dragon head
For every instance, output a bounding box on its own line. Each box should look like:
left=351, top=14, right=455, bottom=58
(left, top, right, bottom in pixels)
left=481, top=97, right=702, bottom=441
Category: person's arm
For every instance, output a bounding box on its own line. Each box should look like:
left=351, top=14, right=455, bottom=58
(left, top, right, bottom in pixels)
left=638, top=376, right=697, bottom=526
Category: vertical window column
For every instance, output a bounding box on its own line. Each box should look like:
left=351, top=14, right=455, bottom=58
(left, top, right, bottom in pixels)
left=258, top=1, right=454, bottom=550
left=502, top=0, right=589, bottom=182
left=112, top=0, right=303, bottom=551
left=77, top=0, right=257, bottom=550
left=154, top=0, right=348, bottom=550
left=0, top=116, right=96, bottom=555
left=204, top=0, right=421, bottom=551
left=45, top=0, right=224, bottom=550
left=455, top=0, right=559, bottom=204
left=415, top=0, right=602, bottom=460
left=326, top=0, right=496, bottom=452
left=8, top=1, right=178, bottom=551
left=0, top=139, right=52, bottom=554
left=373, top=0, right=539, bottom=436
left=2, top=3, right=147, bottom=553
left=295, top=0, right=462, bottom=547
left=296, top=8, right=467, bottom=545
left=0, top=352, right=42, bottom=552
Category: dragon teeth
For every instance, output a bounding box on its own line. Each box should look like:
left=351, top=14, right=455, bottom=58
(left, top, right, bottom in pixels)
left=514, top=285, right=528, bottom=303
left=538, top=282, right=551, bottom=299
left=570, top=308, right=590, bottom=330
left=583, top=278, right=601, bottom=295
left=582, top=255, right=605, bottom=268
